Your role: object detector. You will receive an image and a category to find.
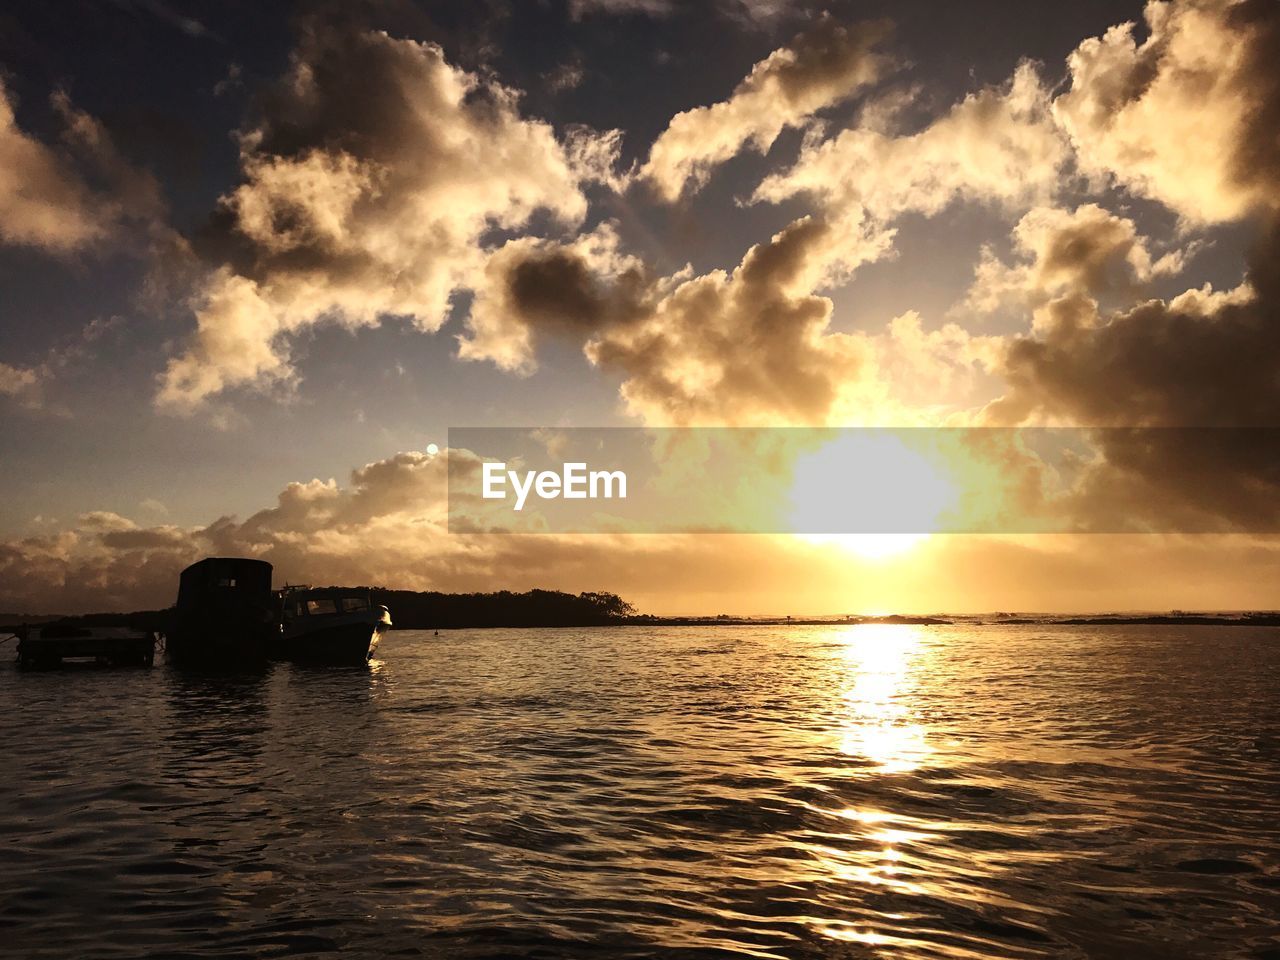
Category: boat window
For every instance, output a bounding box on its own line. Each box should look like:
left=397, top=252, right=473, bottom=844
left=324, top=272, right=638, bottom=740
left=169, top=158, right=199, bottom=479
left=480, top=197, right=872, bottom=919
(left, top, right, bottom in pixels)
left=305, top=598, right=338, bottom=615
left=340, top=597, right=369, bottom=612
left=217, top=578, right=237, bottom=587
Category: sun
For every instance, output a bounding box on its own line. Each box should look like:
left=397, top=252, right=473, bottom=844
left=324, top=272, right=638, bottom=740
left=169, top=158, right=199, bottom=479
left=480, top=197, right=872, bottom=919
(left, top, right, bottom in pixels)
left=785, top=432, right=958, bottom=560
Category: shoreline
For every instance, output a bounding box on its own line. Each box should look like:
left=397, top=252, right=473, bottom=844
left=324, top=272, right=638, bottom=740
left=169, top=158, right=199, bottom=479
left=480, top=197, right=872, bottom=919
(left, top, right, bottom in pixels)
left=6, top=612, right=1279, bottom=636
left=402, top=612, right=1280, bottom=629
left=593, top=613, right=1280, bottom=628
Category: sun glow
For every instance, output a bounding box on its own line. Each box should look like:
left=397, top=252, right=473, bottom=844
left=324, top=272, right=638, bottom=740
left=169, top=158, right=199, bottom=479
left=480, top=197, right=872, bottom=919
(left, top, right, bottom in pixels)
left=802, top=531, right=931, bottom=560
left=786, top=433, right=958, bottom=560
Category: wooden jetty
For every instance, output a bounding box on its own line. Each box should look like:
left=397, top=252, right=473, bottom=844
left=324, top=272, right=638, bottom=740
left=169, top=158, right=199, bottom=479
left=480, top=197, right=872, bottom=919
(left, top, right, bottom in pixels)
left=9, top=625, right=155, bottom=669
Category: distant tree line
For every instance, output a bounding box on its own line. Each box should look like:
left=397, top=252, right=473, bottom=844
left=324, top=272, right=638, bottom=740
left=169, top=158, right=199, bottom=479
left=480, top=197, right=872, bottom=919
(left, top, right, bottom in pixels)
left=5, top=589, right=638, bottom=632
left=364, top=588, right=636, bottom=628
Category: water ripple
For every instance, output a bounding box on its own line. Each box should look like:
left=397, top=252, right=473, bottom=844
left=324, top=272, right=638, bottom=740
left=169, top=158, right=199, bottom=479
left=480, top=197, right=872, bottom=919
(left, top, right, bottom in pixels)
left=2, top=624, right=1279, bottom=958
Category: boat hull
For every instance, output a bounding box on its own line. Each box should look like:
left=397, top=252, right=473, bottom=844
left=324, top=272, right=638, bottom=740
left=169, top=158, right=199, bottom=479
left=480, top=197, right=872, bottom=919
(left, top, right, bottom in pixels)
left=275, top=620, right=385, bottom=666
left=166, top=620, right=273, bottom=668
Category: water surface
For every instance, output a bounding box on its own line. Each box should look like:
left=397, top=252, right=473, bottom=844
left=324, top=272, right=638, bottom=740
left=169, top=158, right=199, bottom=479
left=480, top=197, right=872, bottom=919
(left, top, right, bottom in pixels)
left=3, top=624, right=1279, bottom=958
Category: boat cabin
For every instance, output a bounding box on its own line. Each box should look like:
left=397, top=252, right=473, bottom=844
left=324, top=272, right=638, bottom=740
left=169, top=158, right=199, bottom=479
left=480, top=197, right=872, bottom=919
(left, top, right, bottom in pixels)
left=282, top=588, right=375, bottom=619
left=177, top=558, right=274, bottom=614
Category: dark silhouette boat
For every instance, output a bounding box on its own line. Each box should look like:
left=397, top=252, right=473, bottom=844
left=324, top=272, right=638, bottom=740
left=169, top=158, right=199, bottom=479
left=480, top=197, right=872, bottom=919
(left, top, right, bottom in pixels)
left=274, top=587, right=390, bottom=665
left=16, top=625, right=154, bottom=669
left=166, top=557, right=276, bottom=666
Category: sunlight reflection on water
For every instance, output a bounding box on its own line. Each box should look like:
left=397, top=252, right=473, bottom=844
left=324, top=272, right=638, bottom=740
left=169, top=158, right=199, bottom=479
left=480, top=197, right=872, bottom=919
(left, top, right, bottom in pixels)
left=2, top=624, right=1279, bottom=959
left=837, top=624, right=933, bottom=774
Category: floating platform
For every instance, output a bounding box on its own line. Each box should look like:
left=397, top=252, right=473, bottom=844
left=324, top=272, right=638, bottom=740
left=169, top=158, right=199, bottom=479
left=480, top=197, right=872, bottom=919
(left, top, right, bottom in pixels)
left=14, top=625, right=155, bottom=669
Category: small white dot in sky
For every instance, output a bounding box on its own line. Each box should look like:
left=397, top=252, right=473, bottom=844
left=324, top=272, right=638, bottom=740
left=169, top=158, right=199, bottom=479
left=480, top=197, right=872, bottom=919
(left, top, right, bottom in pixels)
left=426, top=443, right=439, bottom=456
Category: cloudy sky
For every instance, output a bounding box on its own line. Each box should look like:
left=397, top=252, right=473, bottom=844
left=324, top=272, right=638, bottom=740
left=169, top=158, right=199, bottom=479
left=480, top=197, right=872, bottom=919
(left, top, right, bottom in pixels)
left=1, top=0, right=1277, bottom=614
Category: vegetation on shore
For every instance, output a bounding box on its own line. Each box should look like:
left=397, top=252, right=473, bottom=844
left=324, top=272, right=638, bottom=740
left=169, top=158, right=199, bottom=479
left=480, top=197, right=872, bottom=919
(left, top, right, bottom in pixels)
left=1, top=589, right=637, bottom=632
left=4, top=594, right=1278, bottom=634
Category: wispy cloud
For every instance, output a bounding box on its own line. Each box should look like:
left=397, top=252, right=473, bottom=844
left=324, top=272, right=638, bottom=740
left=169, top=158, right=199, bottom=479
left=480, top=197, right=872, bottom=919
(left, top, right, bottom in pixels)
left=640, top=14, right=893, bottom=201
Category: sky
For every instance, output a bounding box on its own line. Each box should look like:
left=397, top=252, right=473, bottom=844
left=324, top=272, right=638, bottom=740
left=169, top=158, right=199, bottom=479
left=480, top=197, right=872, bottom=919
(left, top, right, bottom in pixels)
left=0, top=0, right=1277, bottom=614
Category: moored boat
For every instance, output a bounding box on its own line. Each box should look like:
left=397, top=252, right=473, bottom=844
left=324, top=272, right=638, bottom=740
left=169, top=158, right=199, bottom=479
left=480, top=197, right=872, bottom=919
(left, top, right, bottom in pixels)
left=274, top=587, right=390, bottom=665
left=166, top=557, right=276, bottom=667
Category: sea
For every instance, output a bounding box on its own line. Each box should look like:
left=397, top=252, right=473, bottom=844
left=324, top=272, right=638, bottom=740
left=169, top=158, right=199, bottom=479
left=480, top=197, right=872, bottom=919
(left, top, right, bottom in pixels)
left=2, top=624, right=1278, bottom=959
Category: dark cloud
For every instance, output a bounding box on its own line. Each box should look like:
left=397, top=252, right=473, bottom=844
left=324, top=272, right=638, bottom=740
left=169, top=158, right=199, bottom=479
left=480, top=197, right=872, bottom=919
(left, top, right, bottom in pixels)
left=991, top=218, right=1280, bottom=531
left=542, top=56, right=585, bottom=93
left=100, top=527, right=191, bottom=550
left=977, top=0, right=1280, bottom=532
left=465, top=212, right=913, bottom=424
left=586, top=216, right=868, bottom=425
left=508, top=249, right=628, bottom=330
left=107, top=0, right=217, bottom=40
left=459, top=224, right=652, bottom=371
left=1225, top=0, right=1280, bottom=203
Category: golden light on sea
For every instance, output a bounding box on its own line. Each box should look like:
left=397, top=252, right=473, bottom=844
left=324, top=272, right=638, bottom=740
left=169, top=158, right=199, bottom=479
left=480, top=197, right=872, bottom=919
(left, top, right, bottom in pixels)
left=836, top=624, right=932, bottom=774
